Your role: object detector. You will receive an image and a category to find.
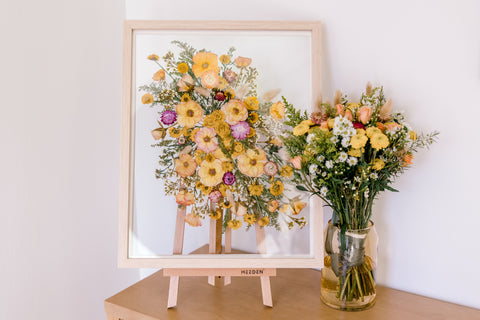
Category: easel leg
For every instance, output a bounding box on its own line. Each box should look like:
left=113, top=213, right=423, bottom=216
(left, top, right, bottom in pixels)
left=255, top=223, right=273, bottom=307
left=167, top=205, right=186, bottom=308
left=167, top=276, right=180, bottom=308
left=224, top=227, right=232, bottom=285
left=208, top=217, right=217, bottom=286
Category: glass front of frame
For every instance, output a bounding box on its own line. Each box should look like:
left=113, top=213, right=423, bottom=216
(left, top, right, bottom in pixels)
left=123, top=24, right=322, bottom=267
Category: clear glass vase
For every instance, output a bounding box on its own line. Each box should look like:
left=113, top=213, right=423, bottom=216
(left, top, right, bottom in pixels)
left=321, top=220, right=378, bottom=311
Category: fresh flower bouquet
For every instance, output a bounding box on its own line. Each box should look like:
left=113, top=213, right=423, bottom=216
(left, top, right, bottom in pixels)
left=281, top=84, right=438, bottom=309
left=140, top=41, right=306, bottom=231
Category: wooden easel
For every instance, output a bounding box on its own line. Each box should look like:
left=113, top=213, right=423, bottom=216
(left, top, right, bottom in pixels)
left=164, top=205, right=275, bottom=308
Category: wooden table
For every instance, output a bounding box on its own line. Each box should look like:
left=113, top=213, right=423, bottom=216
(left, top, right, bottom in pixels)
left=104, top=268, right=480, bottom=320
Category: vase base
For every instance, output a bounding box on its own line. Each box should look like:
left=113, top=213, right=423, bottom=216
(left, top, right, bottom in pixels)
left=320, top=288, right=376, bottom=311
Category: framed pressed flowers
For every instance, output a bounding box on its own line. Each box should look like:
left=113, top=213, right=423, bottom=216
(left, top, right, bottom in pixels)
left=119, top=20, right=323, bottom=268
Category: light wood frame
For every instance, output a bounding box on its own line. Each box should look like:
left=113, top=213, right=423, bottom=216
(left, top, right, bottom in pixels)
left=119, top=20, right=323, bottom=269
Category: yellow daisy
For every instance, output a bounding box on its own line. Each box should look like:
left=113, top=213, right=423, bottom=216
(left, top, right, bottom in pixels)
left=269, top=180, right=284, bottom=196
left=372, top=159, right=385, bottom=171
left=348, top=148, right=362, bottom=157
left=227, top=219, right=242, bottom=230
left=243, top=214, right=256, bottom=225
left=244, top=96, right=259, bottom=110
left=248, top=112, right=259, bottom=123
left=370, top=133, right=389, bottom=150
left=141, top=93, right=153, bottom=104
left=215, top=122, right=231, bottom=138
left=177, top=62, right=189, bottom=73
left=258, top=216, right=269, bottom=227
left=279, top=165, right=293, bottom=178
left=198, top=159, right=224, bottom=187
left=175, top=100, right=204, bottom=128
left=168, top=126, right=182, bottom=138
left=248, top=183, right=264, bottom=196
left=366, top=127, right=382, bottom=138
left=210, top=209, right=223, bottom=220
left=237, top=148, right=267, bottom=177
left=219, top=54, right=231, bottom=64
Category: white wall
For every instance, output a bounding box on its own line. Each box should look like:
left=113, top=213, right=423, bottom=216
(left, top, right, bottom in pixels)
left=0, top=0, right=138, bottom=320
left=126, top=0, right=480, bottom=309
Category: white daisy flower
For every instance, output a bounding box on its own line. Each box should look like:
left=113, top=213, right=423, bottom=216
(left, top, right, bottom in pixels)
left=330, top=136, right=339, bottom=144
left=306, top=133, right=315, bottom=144
left=322, top=172, right=327, bottom=177
left=370, top=172, right=378, bottom=179
left=309, top=164, right=318, bottom=174
left=341, top=137, right=350, bottom=148
left=320, top=186, right=328, bottom=197
left=317, top=155, right=325, bottom=162
left=347, top=157, right=358, bottom=166
left=354, top=176, right=361, bottom=182
left=325, top=160, right=334, bottom=169
left=338, top=152, right=348, bottom=162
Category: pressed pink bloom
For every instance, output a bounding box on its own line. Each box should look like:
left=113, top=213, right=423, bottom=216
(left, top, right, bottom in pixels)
left=290, top=156, right=302, bottom=169
left=357, top=106, right=373, bottom=124
left=230, top=121, right=250, bottom=140
left=335, top=104, right=345, bottom=116
left=195, top=127, right=218, bottom=153
left=208, top=190, right=223, bottom=203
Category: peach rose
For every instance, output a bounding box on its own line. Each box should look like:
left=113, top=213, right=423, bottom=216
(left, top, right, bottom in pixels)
left=386, top=122, right=402, bottom=131
left=344, top=109, right=353, bottom=121
left=376, top=122, right=386, bottom=132
left=357, top=106, right=373, bottom=124
left=335, top=104, right=345, bottom=116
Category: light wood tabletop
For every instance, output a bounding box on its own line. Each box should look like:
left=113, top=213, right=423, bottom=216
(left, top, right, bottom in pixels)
left=104, top=267, right=480, bottom=320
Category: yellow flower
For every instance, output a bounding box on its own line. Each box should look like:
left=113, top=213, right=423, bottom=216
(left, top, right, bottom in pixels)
left=222, top=137, right=233, bottom=149
left=269, top=180, right=284, bottom=196
left=269, top=137, right=283, bottom=146
left=192, top=52, right=220, bottom=78
left=267, top=200, right=279, bottom=212
left=290, top=199, right=306, bottom=215
left=205, top=153, right=216, bottom=163
left=190, top=128, right=200, bottom=141
left=221, top=99, right=248, bottom=125
left=247, top=127, right=256, bottom=138
left=185, top=213, right=202, bottom=227
left=221, top=200, right=232, bottom=209
left=370, top=133, right=389, bottom=150
left=218, top=183, right=229, bottom=197
left=152, top=69, right=165, bottom=81
left=227, top=219, right=242, bottom=230
left=243, top=214, right=256, bottom=225
left=350, top=134, right=368, bottom=149
left=248, top=183, right=264, bottom=196
left=195, top=127, right=219, bottom=153
left=176, top=190, right=195, bottom=206
left=194, top=149, right=206, bottom=165
left=210, top=209, right=222, bottom=220
left=168, top=126, right=182, bottom=138
left=237, top=148, right=267, bottom=177
left=366, top=127, right=382, bottom=138
left=215, top=122, right=231, bottom=138
left=225, top=88, right=235, bottom=99
left=258, top=216, right=269, bottom=227
left=270, top=101, right=285, bottom=120
left=248, top=112, right=259, bottom=123
left=216, top=77, right=228, bottom=90
left=213, top=148, right=228, bottom=161
left=181, top=93, right=191, bottom=102
left=348, top=148, right=362, bottom=157
left=195, top=181, right=203, bottom=189
left=356, top=128, right=366, bottom=135
left=222, top=161, right=234, bottom=172
left=174, top=154, right=197, bottom=177
left=293, top=122, right=310, bottom=136
left=201, top=70, right=220, bottom=89
left=372, top=158, right=385, bottom=171
left=244, top=96, right=259, bottom=110
left=181, top=126, right=190, bottom=136
left=175, top=101, right=204, bottom=128
left=219, top=54, right=231, bottom=64
left=201, top=185, right=213, bottom=195
left=177, top=62, right=189, bottom=73
left=279, top=204, right=289, bottom=213
left=211, top=110, right=226, bottom=122
left=198, top=159, right=224, bottom=187
left=280, top=165, right=293, bottom=178
left=147, top=54, right=159, bottom=61
left=409, top=131, right=417, bottom=141
left=232, top=141, right=245, bottom=157
left=141, top=93, right=153, bottom=104
left=203, top=114, right=216, bottom=127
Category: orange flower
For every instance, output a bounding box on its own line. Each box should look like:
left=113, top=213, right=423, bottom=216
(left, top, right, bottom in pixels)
left=219, top=54, right=231, bottom=64
left=147, top=54, right=159, bottom=61
left=385, top=122, right=402, bottom=131
left=174, top=154, right=197, bottom=177
left=335, top=104, right=345, bottom=116
left=185, top=213, right=202, bottom=227
left=376, top=122, right=387, bottom=131
left=221, top=99, right=248, bottom=125
left=345, top=109, right=353, bottom=121
left=176, top=190, right=195, bottom=206
left=267, top=200, right=279, bottom=212
left=290, top=156, right=302, bottom=169
left=200, top=70, right=220, bottom=89
left=403, top=153, right=414, bottom=166
left=234, top=56, right=252, bottom=67
left=192, top=52, right=220, bottom=77
left=152, top=69, right=165, bottom=81
left=357, top=106, right=373, bottom=124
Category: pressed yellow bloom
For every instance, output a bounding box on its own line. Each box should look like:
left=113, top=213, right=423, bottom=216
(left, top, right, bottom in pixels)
left=217, top=77, right=228, bottom=90
left=210, top=209, right=222, bottom=220
left=175, top=100, right=204, bottom=128
left=409, top=131, right=417, bottom=141
left=348, top=148, right=362, bottom=157
left=347, top=102, right=360, bottom=109
left=244, top=96, right=259, bottom=110
left=232, top=141, right=245, bottom=158
left=243, top=214, right=256, bottom=225
left=248, top=112, right=259, bottom=123
left=194, top=149, right=206, bottom=165
left=218, top=183, right=228, bottom=197
left=174, top=154, right=197, bottom=177
left=293, top=122, right=310, bottom=136
left=366, top=127, right=382, bottom=138
left=327, top=118, right=335, bottom=129
left=152, top=69, right=165, bottom=81
left=181, top=93, right=191, bottom=102
left=248, top=183, right=264, bottom=196
left=270, top=101, right=285, bottom=120
left=198, top=159, right=224, bottom=187
left=350, top=134, right=368, bottom=149
left=141, top=93, right=153, bottom=104
left=201, top=185, right=213, bottom=195
left=224, top=88, right=235, bottom=99
left=247, top=127, right=256, bottom=138
left=279, top=204, right=289, bottom=213
left=219, top=54, right=231, bottom=64
left=195, top=127, right=219, bottom=153
left=227, top=219, right=242, bottom=230
left=290, top=199, right=307, bottom=215
left=370, top=133, right=389, bottom=150
left=177, top=62, right=189, bottom=73
left=267, top=200, right=279, bottom=212
left=213, top=148, right=227, bottom=161
left=222, top=137, right=233, bottom=149
left=221, top=200, right=232, bottom=209
left=192, top=52, right=220, bottom=77
left=181, top=126, right=190, bottom=137
left=168, top=126, right=182, bottom=138
left=269, top=180, right=284, bottom=196
left=205, top=153, right=216, bottom=163
left=147, top=54, right=159, bottom=61
left=222, top=161, right=234, bottom=172
left=356, top=128, right=366, bottom=135
left=201, top=70, right=220, bottom=89
left=210, top=110, right=225, bottom=122
left=258, top=216, right=269, bottom=227
left=203, top=114, right=216, bottom=127
left=280, top=165, right=293, bottom=178
left=237, top=148, right=267, bottom=177
left=234, top=56, right=252, bottom=67
left=195, top=181, right=203, bottom=189
left=190, top=128, right=200, bottom=141
left=372, top=158, right=385, bottom=170
left=221, top=99, right=248, bottom=125
left=215, top=122, right=231, bottom=137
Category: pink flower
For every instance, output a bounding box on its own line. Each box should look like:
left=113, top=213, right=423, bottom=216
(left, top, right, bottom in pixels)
left=264, top=161, right=279, bottom=176
left=357, top=106, right=372, bottom=124
left=344, top=109, right=353, bottom=121
left=208, top=190, right=223, bottom=203
left=335, top=104, right=345, bottom=116
left=353, top=122, right=365, bottom=129
left=310, top=111, right=327, bottom=124
left=290, top=156, right=302, bottom=169
left=230, top=121, right=250, bottom=140
left=195, top=127, right=218, bottom=152
left=223, top=69, right=237, bottom=83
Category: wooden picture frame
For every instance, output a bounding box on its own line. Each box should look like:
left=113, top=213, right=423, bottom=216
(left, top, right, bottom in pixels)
left=119, top=20, right=323, bottom=269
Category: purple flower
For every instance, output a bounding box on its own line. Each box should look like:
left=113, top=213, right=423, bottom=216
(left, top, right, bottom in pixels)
left=230, top=121, right=250, bottom=140
left=161, top=110, right=177, bottom=125
left=222, top=172, right=236, bottom=185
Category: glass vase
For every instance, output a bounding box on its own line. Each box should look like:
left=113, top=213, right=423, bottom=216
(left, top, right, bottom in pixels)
left=320, top=220, right=378, bottom=311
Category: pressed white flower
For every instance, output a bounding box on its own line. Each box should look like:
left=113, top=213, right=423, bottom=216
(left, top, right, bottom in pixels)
left=330, top=136, right=339, bottom=144
left=309, top=164, right=318, bottom=174
left=354, top=176, right=361, bottom=182
left=347, top=157, right=358, bottom=166
left=338, top=152, right=348, bottom=162
left=341, top=138, right=350, bottom=148
left=320, top=186, right=328, bottom=197
left=306, top=133, right=315, bottom=144
left=370, top=172, right=378, bottom=179
left=322, top=172, right=327, bottom=177
left=317, top=155, right=325, bottom=162
left=325, top=160, right=334, bottom=169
